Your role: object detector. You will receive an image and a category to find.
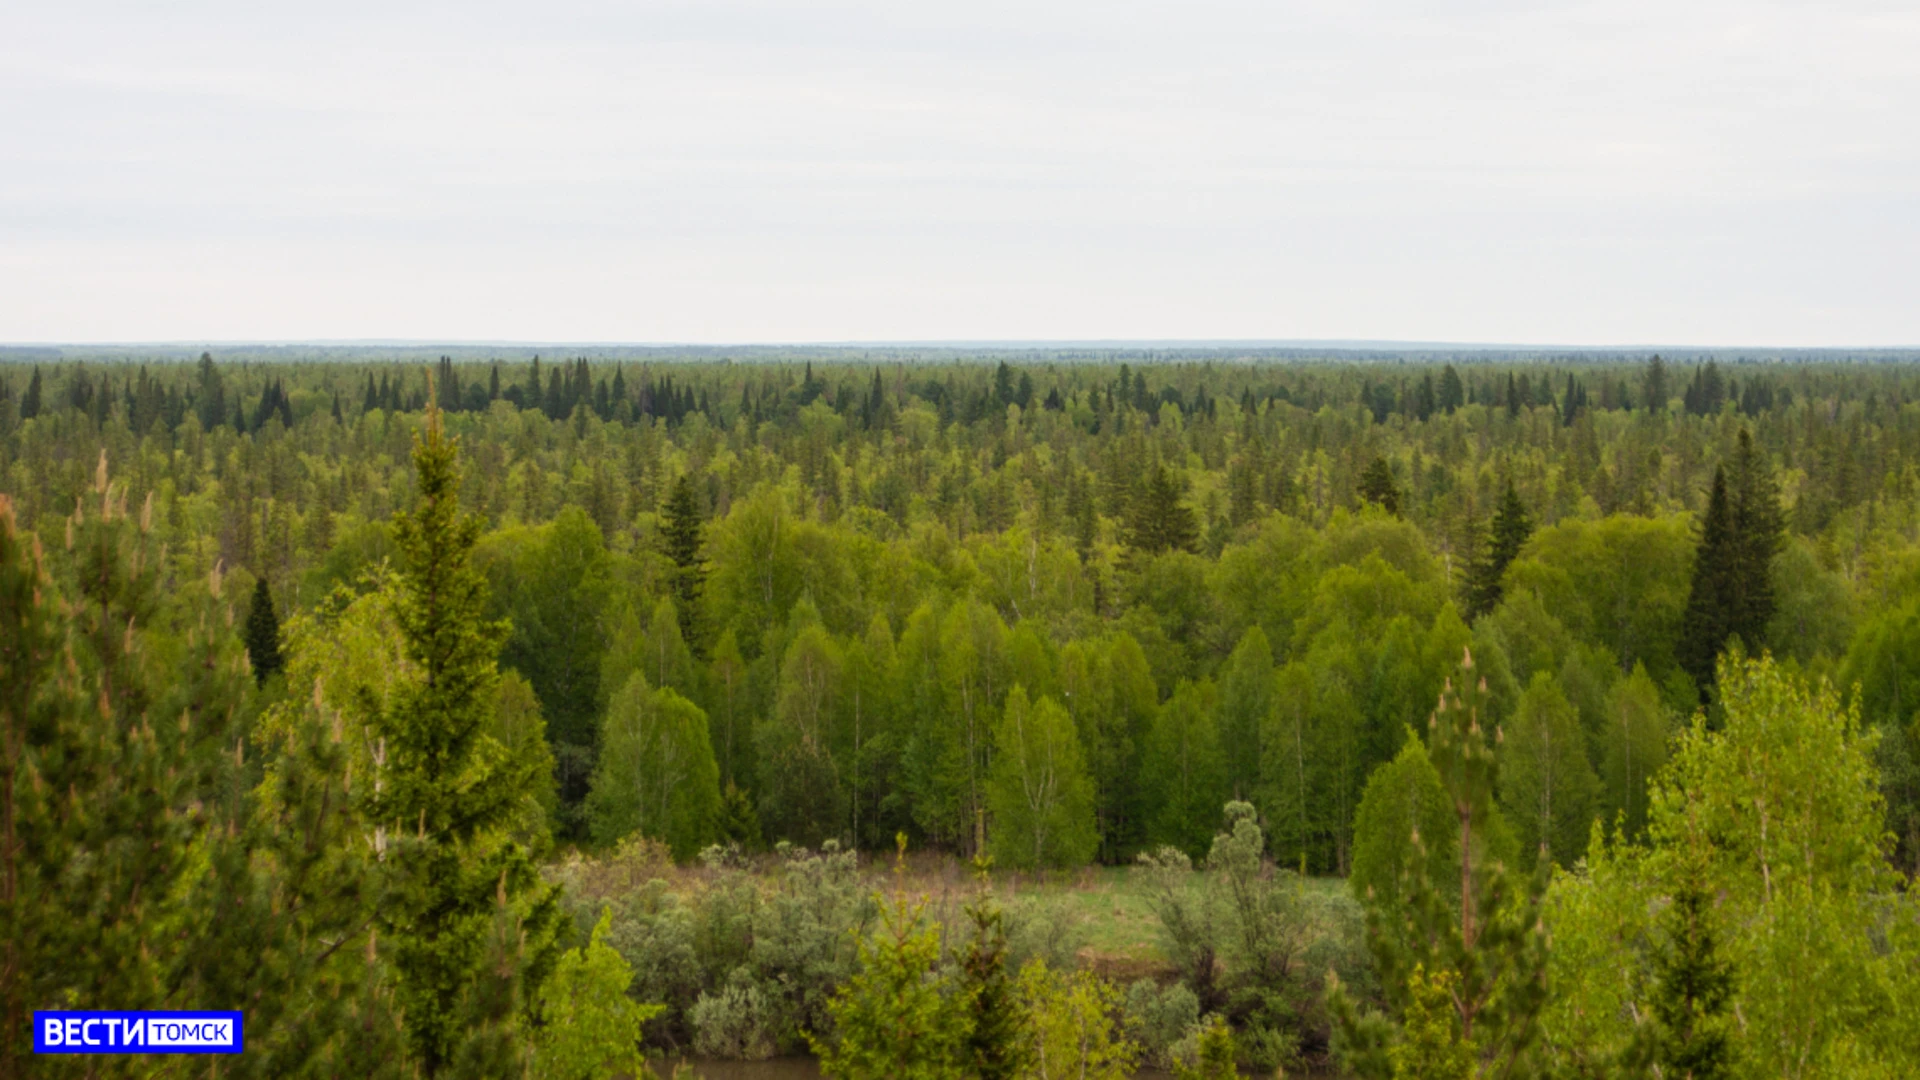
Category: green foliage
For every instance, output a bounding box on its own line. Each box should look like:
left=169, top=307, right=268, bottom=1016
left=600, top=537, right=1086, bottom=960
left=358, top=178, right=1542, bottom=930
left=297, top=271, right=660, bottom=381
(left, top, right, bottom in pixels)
left=989, top=688, right=1098, bottom=869
left=1019, top=960, right=1140, bottom=1080
left=587, top=674, right=723, bottom=857
left=1173, top=1014, right=1238, bottom=1080
left=815, top=869, right=969, bottom=1080
left=1598, top=663, right=1669, bottom=839
left=1388, top=965, right=1471, bottom=1080
left=1349, top=733, right=1457, bottom=914
left=1144, top=681, right=1228, bottom=857
left=1357, top=457, right=1401, bottom=516
left=962, top=878, right=1030, bottom=1080
left=533, top=908, right=661, bottom=1080
left=1500, top=673, right=1599, bottom=870
left=1464, top=480, right=1531, bottom=621
left=245, top=574, right=285, bottom=682
left=1333, top=647, right=1550, bottom=1080
left=1125, top=979, right=1201, bottom=1067
left=380, top=405, right=560, bottom=1075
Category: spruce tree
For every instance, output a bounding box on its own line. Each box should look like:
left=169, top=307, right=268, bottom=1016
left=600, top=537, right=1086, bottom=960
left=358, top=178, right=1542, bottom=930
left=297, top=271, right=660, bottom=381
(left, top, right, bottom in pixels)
left=661, top=471, right=706, bottom=639
left=1643, top=354, right=1669, bottom=413
left=245, top=575, right=284, bottom=684
left=1727, top=428, right=1784, bottom=649
left=1126, top=464, right=1199, bottom=554
left=381, top=400, right=560, bottom=1075
left=1465, top=480, right=1531, bottom=620
left=19, top=365, right=40, bottom=420
left=1357, top=457, right=1401, bottom=516
left=1677, top=467, right=1741, bottom=696
left=1646, top=874, right=1736, bottom=1079
left=960, top=865, right=1028, bottom=1080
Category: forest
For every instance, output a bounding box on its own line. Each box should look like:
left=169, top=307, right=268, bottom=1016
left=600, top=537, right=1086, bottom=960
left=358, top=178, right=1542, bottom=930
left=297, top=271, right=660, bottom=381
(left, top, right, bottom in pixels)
left=4, top=348, right=1920, bottom=1078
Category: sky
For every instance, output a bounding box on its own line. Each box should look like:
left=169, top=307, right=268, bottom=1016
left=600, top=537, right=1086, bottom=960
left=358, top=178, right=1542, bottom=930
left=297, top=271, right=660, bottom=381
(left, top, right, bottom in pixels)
left=1, top=0, right=1916, bottom=346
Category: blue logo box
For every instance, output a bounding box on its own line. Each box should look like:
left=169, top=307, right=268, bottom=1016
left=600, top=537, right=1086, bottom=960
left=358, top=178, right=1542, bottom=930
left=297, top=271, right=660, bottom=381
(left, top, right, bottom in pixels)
left=33, top=1011, right=244, bottom=1054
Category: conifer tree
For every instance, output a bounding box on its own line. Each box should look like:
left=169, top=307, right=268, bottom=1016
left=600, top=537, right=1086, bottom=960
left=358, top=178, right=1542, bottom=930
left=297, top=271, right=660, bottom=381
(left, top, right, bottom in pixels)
left=1439, top=365, right=1465, bottom=414
left=1646, top=873, right=1735, bottom=1079
left=662, top=471, right=706, bottom=639
left=1643, top=354, right=1669, bottom=413
left=960, top=864, right=1029, bottom=1080
left=1678, top=467, right=1741, bottom=696
left=380, top=399, right=560, bottom=1075
left=1726, top=428, right=1783, bottom=649
left=1464, top=480, right=1531, bottom=620
left=19, top=365, right=40, bottom=420
left=1330, top=647, right=1550, bottom=1079
left=1127, top=464, right=1200, bottom=554
left=1357, top=457, right=1401, bottom=516
left=245, top=575, right=285, bottom=684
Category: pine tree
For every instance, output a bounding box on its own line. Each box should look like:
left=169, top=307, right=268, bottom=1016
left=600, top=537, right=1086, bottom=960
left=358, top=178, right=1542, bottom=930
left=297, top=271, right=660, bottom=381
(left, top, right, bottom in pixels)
left=1439, top=365, right=1465, bottom=414
left=1677, top=467, right=1740, bottom=696
left=245, top=575, right=285, bottom=684
left=381, top=399, right=560, bottom=1074
left=1357, top=457, right=1401, bottom=516
left=1464, top=480, right=1531, bottom=619
left=1330, top=648, right=1550, bottom=1079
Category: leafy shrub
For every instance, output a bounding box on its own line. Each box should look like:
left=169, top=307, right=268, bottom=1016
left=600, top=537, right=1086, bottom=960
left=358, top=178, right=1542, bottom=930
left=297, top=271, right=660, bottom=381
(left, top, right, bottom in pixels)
left=1125, top=979, right=1200, bottom=1067
left=689, top=969, right=781, bottom=1059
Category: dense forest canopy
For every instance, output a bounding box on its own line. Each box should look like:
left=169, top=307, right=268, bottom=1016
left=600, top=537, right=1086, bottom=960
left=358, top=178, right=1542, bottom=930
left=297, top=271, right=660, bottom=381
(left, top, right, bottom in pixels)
left=6, top=347, right=1920, bottom=1076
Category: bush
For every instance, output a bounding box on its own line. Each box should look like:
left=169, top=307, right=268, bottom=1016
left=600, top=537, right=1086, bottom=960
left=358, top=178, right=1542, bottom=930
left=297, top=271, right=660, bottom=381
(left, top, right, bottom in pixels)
left=690, top=969, right=781, bottom=1059
left=1125, top=979, right=1200, bottom=1068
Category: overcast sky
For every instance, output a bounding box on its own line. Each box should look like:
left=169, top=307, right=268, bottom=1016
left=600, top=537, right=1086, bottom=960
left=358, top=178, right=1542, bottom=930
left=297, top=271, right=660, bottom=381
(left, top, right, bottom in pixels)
left=2, top=0, right=1916, bottom=345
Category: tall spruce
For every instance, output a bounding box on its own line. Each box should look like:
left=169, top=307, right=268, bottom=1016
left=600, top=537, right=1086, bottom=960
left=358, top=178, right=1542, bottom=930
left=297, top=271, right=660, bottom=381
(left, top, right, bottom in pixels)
left=245, top=575, right=285, bottom=684
left=1726, top=428, right=1784, bottom=648
left=381, top=398, right=560, bottom=1075
left=1465, top=480, right=1532, bottom=620
left=661, top=471, right=706, bottom=641
left=1677, top=467, right=1737, bottom=694
left=19, top=366, right=41, bottom=420
left=1357, top=457, right=1401, bottom=516
left=1126, top=464, right=1200, bottom=554
left=1678, top=433, right=1781, bottom=696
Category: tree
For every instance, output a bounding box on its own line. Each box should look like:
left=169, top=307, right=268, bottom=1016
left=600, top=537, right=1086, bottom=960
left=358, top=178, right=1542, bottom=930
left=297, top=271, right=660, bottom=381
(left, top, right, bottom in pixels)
left=380, top=401, right=560, bottom=1075
left=1357, top=458, right=1401, bottom=516
left=1142, top=681, right=1228, bottom=858
left=1018, top=960, right=1140, bottom=1080
left=1349, top=733, right=1457, bottom=915
left=492, top=505, right=612, bottom=788
left=815, top=855, right=969, bottom=1080
left=533, top=909, right=662, bottom=1080
left=1499, top=673, right=1598, bottom=870
left=1128, top=464, right=1200, bottom=554
left=586, top=674, right=723, bottom=858
left=1643, top=354, right=1669, bottom=413
left=961, top=876, right=1029, bottom=1080
left=661, top=471, right=707, bottom=640
left=1726, top=428, right=1784, bottom=650
left=245, top=574, right=285, bottom=683
left=989, top=688, right=1098, bottom=869
left=1645, top=872, right=1735, bottom=1080
left=1677, top=467, right=1738, bottom=694
left=1597, top=664, right=1668, bottom=839
left=18, top=365, right=40, bottom=420
left=1215, top=627, right=1272, bottom=799
left=1438, top=365, right=1465, bottom=415
left=1464, top=481, right=1531, bottom=620
left=1388, top=965, right=1472, bottom=1080
left=1331, top=647, right=1550, bottom=1080
left=760, top=619, right=847, bottom=846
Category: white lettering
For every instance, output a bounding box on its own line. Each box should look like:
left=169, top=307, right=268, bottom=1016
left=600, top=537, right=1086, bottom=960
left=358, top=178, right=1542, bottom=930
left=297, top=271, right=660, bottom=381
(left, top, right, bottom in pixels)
left=125, top=1018, right=143, bottom=1045
left=43, top=1018, right=62, bottom=1046
left=65, top=1019, right=81, bottom=1045
left=82, top=1019, right=100, bottom=1046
